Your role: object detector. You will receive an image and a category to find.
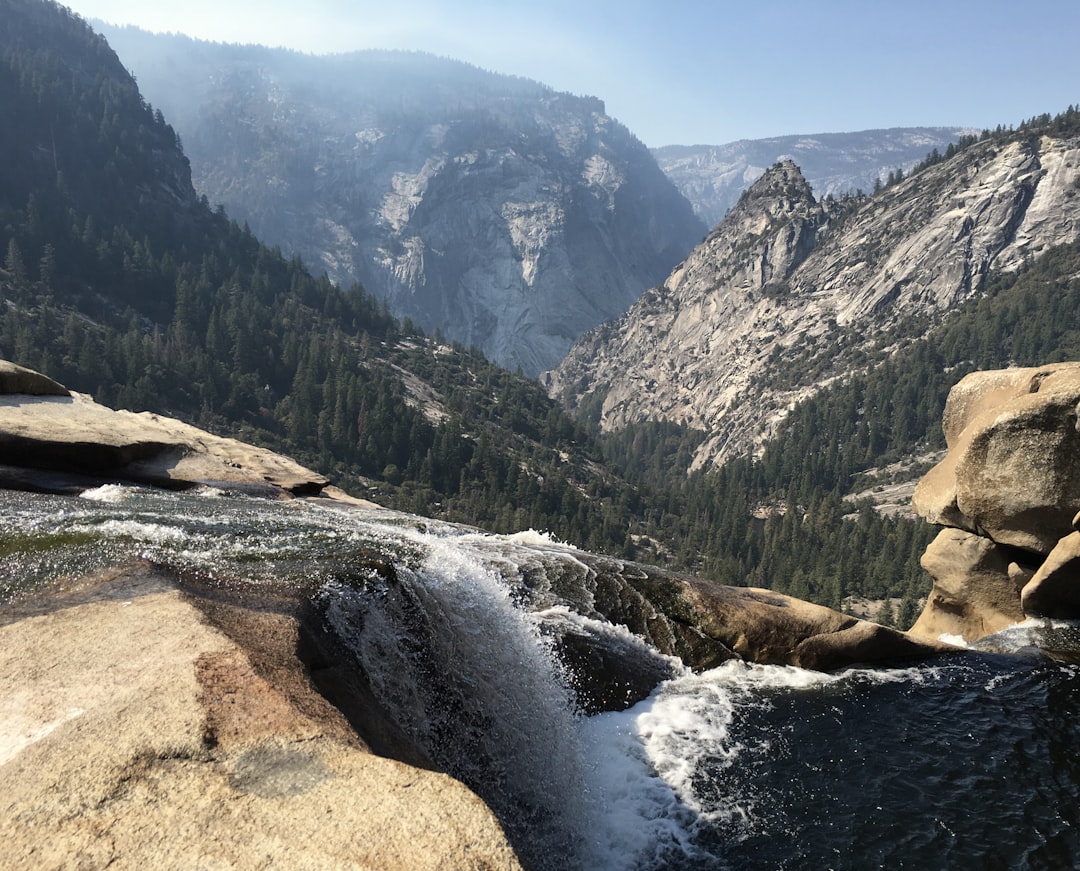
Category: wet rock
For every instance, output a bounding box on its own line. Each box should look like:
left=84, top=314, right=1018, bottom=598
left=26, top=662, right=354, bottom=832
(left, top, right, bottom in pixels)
left=680, top=581, right=950, bottom=671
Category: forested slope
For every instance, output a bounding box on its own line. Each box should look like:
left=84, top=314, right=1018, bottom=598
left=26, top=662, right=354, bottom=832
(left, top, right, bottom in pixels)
left=8, top=1, right=1080, bottom=629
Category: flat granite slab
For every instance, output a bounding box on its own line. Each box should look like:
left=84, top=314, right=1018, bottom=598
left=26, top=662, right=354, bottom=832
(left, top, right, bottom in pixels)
left=0, top=565, right=521, bottom=870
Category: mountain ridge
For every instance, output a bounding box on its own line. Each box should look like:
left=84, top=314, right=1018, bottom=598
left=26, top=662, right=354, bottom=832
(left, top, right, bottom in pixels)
left=548, top=121, right=1080, bottom=470
left=653, top=126, right=975, bottom=227
left=94, top=25, right=705, bottom=377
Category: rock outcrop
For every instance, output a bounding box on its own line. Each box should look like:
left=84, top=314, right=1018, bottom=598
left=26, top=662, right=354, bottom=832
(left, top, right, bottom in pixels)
left=570, top=554, right=949, bottom=675
left=97, top=28, right=705, bottom=377
left=548, top=133, right=1080, bottom=469
left=910, top=364, right=1080, bottom=641
left=0, top=362, right=332, bottom=498
left=0, top=563, right=521, bottom=870
left=653, top=126, right=972, bottom=228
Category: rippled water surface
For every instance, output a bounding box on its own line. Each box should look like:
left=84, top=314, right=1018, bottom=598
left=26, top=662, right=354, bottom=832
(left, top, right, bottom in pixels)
left=4, top=486, right=1080, bottom=870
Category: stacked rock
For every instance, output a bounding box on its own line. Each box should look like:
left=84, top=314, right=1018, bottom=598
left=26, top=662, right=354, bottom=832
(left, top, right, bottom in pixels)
left=911, top=363, right=1080, bottom=642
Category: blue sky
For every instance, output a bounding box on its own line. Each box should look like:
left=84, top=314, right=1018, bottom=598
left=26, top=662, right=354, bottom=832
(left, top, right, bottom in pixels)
left=62, top=0, right=1080, bottom=147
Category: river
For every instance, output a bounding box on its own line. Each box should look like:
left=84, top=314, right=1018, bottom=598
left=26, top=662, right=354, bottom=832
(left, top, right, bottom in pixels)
left=3, top=485, right=1079, bottom=870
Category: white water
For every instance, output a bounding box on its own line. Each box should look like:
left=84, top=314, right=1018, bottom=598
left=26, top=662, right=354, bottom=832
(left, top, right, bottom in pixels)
left=0, top=488, right=979, bottom=870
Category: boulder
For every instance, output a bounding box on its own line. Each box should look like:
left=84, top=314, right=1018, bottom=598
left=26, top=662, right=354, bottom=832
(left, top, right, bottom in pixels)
left=0, top=360, right=69, bottom=396
left=580, top=557, right=949, bottom=673
left=674, top=580, right=950, bottom=671
left=908, top=529, right=1028, bottom=642
left=0, top=564, right=521, bottom=870
left=1021, top=531, right=1080, bottom=618
left=0, top=367, right=331, bottom=498
left=913, top=363, right=1080, bottom=555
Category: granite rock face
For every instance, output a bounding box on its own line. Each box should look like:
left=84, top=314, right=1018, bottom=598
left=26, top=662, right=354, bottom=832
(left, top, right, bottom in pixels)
left=549, top=135, right=1080, bottom=469
left=0, top=362, right=331, bottom=498
left=0, top=565, right=521, bottom=871
left=910, top=364, right=1080, bottom=641
left=97, top=29, right=705, bottom=377
left=913, top=363, right=1080, bottom=554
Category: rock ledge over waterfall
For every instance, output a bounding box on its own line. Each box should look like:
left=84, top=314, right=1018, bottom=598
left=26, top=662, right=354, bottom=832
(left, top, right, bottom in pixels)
left=0, top=563, right=522, bottom=870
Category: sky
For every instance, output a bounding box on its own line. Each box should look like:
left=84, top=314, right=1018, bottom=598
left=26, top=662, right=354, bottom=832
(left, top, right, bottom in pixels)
left=60, top=0, right=1080, bottom=147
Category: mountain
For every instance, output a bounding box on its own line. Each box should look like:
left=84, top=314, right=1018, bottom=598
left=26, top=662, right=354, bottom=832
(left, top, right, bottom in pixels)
left=547, top=119, right=1080, bottom=471
left=653, top=127, right=974, bottom=228
left=0, top=0, right=661, bottom=560
left=93, top=26, right=705, bottom=377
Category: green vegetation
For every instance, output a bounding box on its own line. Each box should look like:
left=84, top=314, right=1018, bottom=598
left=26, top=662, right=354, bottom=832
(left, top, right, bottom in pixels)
left=7, top=1, right=1080, bottom=631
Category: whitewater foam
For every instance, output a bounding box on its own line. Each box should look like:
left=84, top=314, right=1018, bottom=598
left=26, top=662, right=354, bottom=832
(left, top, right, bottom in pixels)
left=78, top=484, right=136, bottom=504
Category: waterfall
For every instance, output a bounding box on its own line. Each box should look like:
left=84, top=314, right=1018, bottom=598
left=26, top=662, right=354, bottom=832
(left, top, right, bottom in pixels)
left=320, top=525, right=593, bottom=869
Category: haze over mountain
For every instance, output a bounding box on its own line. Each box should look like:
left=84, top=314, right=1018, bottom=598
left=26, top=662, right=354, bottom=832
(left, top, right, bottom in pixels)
left=96, top=24, right=705, bottom=377
left=548, top=120, right=1080, bottom=471
left=653, top=127, right=974, bottom=228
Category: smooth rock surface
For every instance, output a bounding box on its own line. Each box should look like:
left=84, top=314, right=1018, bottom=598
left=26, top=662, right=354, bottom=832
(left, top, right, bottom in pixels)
left=575, top=554, right=948, bottom=672
left=0, top=565, right=521, bottom=871
left=1021, top=531, right=1080, bottom=618
left=662, top=577, right=950, bottom=671
left=0, top=367, right=331, bottom=497
left=913, top=364, right=1080, bottom=554
left=0, top=361, right=68, bottom=396
left=908, top=529, right=1028, bottom=642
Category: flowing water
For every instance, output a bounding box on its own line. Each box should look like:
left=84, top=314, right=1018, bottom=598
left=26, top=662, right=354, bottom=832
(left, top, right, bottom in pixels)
left=3, top=485, right=1080, bottom=870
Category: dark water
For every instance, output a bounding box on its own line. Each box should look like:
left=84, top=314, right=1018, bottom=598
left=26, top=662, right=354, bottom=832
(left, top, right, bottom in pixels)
left=3, top=485, right=1080, bottom=870
left=639, top=656, right=1080, bottom=870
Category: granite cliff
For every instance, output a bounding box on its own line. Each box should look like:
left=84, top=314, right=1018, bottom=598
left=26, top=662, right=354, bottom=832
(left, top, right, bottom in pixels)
left=96, top=28, right=705, bottom=376
left=547, top=130, right=1080, bottom=470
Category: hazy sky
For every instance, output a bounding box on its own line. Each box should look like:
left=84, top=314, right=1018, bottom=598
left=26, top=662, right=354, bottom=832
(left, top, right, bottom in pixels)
left=61, top=0, right=1080, bottom=147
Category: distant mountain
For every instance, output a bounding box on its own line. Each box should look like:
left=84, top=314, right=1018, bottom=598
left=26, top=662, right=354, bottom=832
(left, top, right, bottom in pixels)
left=653, top=128, right=974, bottom=228
left=548, top=119, right=1080, bottom=470
left=94, top=26, right=705, bottom=376
left=0, top=0, right=666, bottom=558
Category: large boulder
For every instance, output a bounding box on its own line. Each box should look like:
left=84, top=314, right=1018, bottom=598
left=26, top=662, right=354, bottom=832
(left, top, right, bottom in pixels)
left=0, top=360, right=68, bottom=396
left=914, top=363, right=1080, bottom=555
left=584, top=560, right=951, bottom=672
left=0, top=564, right=521, bottom=870
left=911, top=363, right=1080, bottom=641
left=908, top=529, right=1028, bottom=642
left=1021, top=530, right=1080, bottom=618
left=0, top=361, right=331, bottom=498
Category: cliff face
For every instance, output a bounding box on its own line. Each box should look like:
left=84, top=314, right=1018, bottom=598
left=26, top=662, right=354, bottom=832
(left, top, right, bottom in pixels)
left=547, top=134, right=1080, bottom=469
left=653, top=127, right=972, bottom=228
left=97, top=30, right=704, bottom=376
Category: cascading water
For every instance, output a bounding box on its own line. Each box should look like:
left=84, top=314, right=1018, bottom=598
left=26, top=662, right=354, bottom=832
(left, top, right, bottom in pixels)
left=5, top=486, right=1080, bottom=870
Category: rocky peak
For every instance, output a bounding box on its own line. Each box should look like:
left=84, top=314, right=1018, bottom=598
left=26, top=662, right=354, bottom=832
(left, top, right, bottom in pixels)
left=548, top=130, right=1080, bottom=469
left=691, top=160, right=825, bottom=291
left=653, top=127, right=973, bottom=228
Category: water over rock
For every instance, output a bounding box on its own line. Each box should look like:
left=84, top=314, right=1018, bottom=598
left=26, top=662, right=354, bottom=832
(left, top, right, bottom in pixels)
left=0, top=563, right=522, bottom=870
